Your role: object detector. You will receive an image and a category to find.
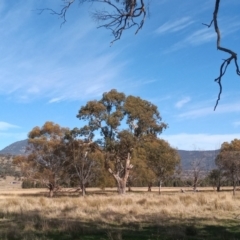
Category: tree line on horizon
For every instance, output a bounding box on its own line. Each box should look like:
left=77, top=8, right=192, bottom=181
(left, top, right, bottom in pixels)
left=11, top=90, right=240, bottom=197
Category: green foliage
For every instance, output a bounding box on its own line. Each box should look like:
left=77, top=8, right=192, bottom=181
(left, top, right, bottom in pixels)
left=143, top=137, right=180, bottom=184
left=216, top=139, right=240, bottom=193
left=22, top=180, right=33, bottom=188
left=15, top=90, right=182, bottom=192
left=77, top=90, right=169, bottom=192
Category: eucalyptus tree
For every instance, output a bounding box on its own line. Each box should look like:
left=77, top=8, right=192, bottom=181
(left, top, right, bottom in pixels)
left=208, top=169, right=223, bottom=192
left=64, top=127, right=104, bottom=196
left=14, top=122, right=69, bottom=197
left=143, top=136, right=180, bottom=194
left=216, top=139, right=240, bottom=196
left=77, top=89, right=167, bottom=194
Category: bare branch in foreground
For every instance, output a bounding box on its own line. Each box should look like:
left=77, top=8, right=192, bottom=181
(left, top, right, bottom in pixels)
left=91, top=0, right=146, bottom=44
left=37, top=0, right=77, bottom=27
left=39, top=0, right=146, bottom=44
left=203, top=0, right=240, bottom=110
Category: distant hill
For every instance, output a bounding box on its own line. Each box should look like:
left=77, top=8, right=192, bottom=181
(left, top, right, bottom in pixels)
left=0, top=139, right=219, bottom=170
left=177, top=150, right=219, bottom=170
left=0, top=139, right=28, bottom=156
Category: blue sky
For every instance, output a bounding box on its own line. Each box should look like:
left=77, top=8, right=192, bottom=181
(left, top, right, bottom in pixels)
left=1, top=0, right=240, bottom=151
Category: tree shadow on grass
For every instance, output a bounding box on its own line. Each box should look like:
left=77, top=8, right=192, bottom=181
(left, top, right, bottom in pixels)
left=0, top=210, right=239, bottom=240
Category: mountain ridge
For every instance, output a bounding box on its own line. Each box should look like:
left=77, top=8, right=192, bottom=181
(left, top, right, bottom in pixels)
left=0, top=139, right=218, bottom=169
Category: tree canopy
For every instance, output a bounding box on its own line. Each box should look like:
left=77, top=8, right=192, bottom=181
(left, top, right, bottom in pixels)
left=14, top=122, right=69, bottom=197
left=216, top=139, right=240, bottom=195
left=77, top=89, right=176, bottom=194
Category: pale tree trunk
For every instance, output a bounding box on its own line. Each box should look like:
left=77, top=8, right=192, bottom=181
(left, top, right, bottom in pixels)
left=158, top=180, right=162, bottom=195
left=108, top=153, right=133, bottom=195
left=81, top=185, right=86, bottom=197
left=117, top=178, right=127, bottom=194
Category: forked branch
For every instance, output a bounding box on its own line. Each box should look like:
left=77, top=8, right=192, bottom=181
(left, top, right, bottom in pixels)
left=92, top=0, right=146, bottom=44
left=37, top=0, right=77, bottom=27
left=203, top=0, right=240, bottom=110
left=39, top=0, right=146, bottom=44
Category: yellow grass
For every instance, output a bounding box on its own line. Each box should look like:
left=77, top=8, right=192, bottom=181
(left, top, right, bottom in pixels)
left=0, top=188, right=239, bottom=239
left=0, top=189, right=239, bottom=225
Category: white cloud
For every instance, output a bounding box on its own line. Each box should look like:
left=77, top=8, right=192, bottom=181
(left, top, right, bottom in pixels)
left=0, top=122, right=19, bottom=131
left=48, top=97, right=64, bottom=104
left=0, top=7, right=128, bottom=102
left=178, top=102, right=240, bottom=119
left=185, top=28, right=215, bottom=45
left=164, top=17, right=240, bottom=53
left=156, top=17, right=194, bottom=35
left=161, top=133, right=240, bottom=150
left=175, top=97, right=191, bottom=109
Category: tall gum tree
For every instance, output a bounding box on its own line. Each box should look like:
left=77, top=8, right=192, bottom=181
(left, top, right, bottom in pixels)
left=77, top=89, right=167, bottom=194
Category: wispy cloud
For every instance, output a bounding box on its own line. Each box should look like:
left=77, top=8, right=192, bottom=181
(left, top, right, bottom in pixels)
left=161, top=133, right=240, bottom=150
left=164, top=17, right=240, bottom=53
left=0, top=122, right=19, bottom=131
left=164, top=28, right=215, bottom=53
left=155, top=17, right=194, bottom=35
left=0, top=2, right=130, bottom=103
left=233, top=121, right=240, bottom=127
left=178, top=102, right=240, bottom=119
left=184, top=28, right=215, bottom=45
left=175, top=97, right=191, bottom=109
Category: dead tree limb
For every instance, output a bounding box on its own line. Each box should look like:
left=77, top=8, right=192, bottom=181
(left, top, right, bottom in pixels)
left=37, top=0, right=77, bottom=27
left=38, top=0, right=146, bottom=44
left=203, top=0, right=240, bottom=110
left=91, top=0, right=146, bottom=44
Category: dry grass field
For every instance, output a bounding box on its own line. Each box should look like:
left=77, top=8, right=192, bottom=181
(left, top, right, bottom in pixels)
left=0, top=187, right=239, bottom=239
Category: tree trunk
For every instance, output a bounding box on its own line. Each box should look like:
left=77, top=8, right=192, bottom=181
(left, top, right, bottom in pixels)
left=81, top=185, right=86, bottom=197
left=233, top=181, right=236, bottom=196
left=148, top=182, right=152, bottom=192
left=108, top=153, right=133, bottom=195
left=48, top=183, right=54, bottom=198
left=193, top=182, right=197, bottom=192
left=82, top=187, right=86, bottom=197
left=159, top=180, right=162, bottom=195
left=117, top=179, right=127, bottom=194
left=217, top=178, right=221, bottom=192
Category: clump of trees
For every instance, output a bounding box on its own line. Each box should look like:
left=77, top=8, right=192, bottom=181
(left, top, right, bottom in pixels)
left=215, top=139, right=240, bottom=196
left=14, top=89, right=180, bottom=196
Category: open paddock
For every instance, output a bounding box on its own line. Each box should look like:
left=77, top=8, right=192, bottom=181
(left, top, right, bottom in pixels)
left=0, top=188, right=239, bottom=239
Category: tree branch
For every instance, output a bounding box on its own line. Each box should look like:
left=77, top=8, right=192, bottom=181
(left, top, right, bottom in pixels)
left=37, top=0, right=76, bottom=27
left=203, top=0, right=240, bottom=110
